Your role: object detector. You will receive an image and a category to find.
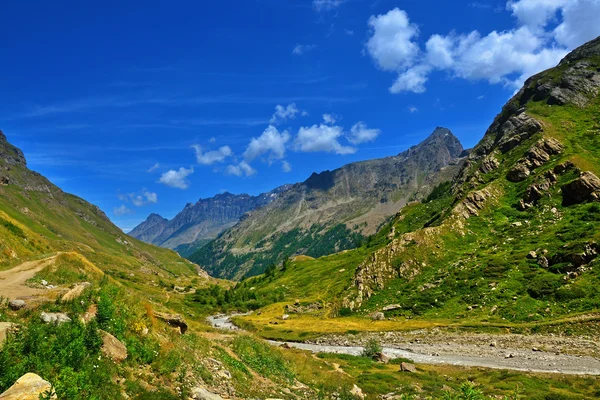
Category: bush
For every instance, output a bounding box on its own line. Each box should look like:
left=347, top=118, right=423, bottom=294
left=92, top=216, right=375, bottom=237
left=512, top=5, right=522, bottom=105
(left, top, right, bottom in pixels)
left=361, top=338, right=382, bottom=359
left=527, top=274, right=562, bottom=299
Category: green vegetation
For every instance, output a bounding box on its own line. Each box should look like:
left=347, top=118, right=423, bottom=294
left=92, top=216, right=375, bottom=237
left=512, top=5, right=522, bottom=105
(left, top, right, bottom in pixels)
left=190, top=222, right=364, bottom=279
left=361, top=338, right=383, bottom=359
left=315, top=352, right=600, bottom=399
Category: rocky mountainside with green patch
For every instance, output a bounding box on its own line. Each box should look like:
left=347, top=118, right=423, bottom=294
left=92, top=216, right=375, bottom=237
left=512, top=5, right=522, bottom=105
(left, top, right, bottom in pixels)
left=219, top=37, right=600, bottom=328
left=189, top=127, right=465, bottom=279
left=338, top=36, right=600, bottom=321
left=130, top=186, right=291, bottom=256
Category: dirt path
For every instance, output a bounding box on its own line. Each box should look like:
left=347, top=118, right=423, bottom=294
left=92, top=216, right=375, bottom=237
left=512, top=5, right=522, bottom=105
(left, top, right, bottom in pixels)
left=208, top=314, right=600, bottom=376
left=0, top=255, right=59, bottom=300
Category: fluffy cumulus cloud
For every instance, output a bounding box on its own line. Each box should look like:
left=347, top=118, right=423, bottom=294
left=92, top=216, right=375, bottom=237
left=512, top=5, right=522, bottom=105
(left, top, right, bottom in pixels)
left=366, top=0, right=600, bottom=93
left=295, top=124, right=356, bottom=155
left=193, top=145, right=233, bottom=165
left=113, top=205, right=133, bottom=216
left=226, top=161, right=256, bottom=177
left=366, top=8, right=420, bottom=71
left=348, top=122, right=381, bottom=144
left=270, top=103, right=304, bottom=124
left=119, top=190, right=158, bottom=207
left=243, top=125, right=290, bottom=162
left=159, top=167, right=194, bottom=189
left=281, top=160, right=292, bottom=172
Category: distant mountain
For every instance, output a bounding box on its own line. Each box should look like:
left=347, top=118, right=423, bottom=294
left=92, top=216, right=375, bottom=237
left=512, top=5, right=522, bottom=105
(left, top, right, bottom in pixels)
left=129, top=186, right=291, bottom=255
left=189, top=127, right=465, bottom=279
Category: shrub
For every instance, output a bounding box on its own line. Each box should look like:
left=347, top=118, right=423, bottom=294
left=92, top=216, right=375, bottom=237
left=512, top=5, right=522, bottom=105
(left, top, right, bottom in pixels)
left=527, top=274, right=562, bottom=299
left=361, top=338, right=382, bottom=359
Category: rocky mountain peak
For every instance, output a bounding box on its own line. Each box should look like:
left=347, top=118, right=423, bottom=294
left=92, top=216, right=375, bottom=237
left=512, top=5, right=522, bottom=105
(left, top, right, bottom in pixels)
left=0, top=130, right=27, bottom=167
left=559, top=35, right=600, bottom=65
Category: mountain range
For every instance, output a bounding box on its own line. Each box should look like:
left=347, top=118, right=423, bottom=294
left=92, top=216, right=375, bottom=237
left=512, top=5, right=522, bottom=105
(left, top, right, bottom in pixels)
left=188, top=127, right=465, bottom=279
left=129, top=185, right=290, bottom=256
left=2, top=35, right=600, bottom=400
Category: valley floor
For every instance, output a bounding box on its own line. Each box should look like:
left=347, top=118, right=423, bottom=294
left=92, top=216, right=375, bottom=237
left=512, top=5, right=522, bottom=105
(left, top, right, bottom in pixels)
left=210, top=314, right=600, bottom=375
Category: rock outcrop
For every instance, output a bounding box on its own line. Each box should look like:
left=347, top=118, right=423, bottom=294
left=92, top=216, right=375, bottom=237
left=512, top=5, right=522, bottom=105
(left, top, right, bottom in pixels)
left=507, top=138, right=564, bottom=182
left=40, top=312, right=71, bottom=324
left=190, top=387, right=224, bottom=400
left=562, top=171, right=600, bottom=206
left=0, top=322, right=16, bottom=348
left=8, top=299, right=26, bottom=311
left=153, top=311, right=188, bottom=334
left=61, top=282, right=91, bottom=302
left=100, top=330, right=128, bottom=362
left=0, top=373, right=55, bottom=400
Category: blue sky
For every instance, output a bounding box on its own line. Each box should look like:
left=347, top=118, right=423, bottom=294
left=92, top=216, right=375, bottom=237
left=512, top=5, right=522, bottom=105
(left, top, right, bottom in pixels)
left=1, top=0, right=599, bottom=231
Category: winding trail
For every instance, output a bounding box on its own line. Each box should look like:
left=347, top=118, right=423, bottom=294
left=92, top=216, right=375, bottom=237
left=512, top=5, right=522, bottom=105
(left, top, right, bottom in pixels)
left=207, top=314, right=600, bottom=376
left=0, top=254, right=59, bottom=300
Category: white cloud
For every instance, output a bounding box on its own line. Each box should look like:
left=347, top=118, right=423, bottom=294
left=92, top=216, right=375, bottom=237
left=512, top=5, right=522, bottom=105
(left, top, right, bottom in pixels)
left=553, top=0, right=600, bottom=48
left=345, top=29, right=355, bottom=36
left=313, top=0, right=345, bottom=11
left=295, top=124, right=356, bottom=155
left=323, top=113, right=337, bottom=124
left=348, top=122, right=381, bottom=144
left=209, top=137, right=216, bottom=143
left=114, top=205, right=133, bottom=216
left=193, top=145, right=233, bottom=165
left=226, top=161, right=256, bottom=177
left=119, top=190, right=158, bottom=207
left=390, top=65, right=431, bottom=93
left=292, top=44, right=317, bottom=55
left=147, top=163, right=160, bottom=173
left=159, top=167, right=194, bottom=189
left=508, top=0, right=567, bottom=30
left=244, top=125, right=290, bottom=162
left=366, top=8, right=420, bottom=71
left=270, top=103, right=303, bottom=124
left=366, top=1, right=600, bottom=93
left=281, top=160, right=292, bottom=172
left=408, top=105, right=419, bottom=113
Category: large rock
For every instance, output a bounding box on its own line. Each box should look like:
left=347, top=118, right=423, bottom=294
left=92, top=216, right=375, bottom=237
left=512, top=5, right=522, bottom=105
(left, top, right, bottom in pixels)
left=507, top=138, right=563, bottom=182
left=190, top=387, right=224, bottom=400
left=382, top=304, right=401, bottom=311
left=0, top=373, right=56, bottom=399
left=40, top=312, right=71, bottom=324
left=100, top=330, right=128, bottom=362
left=350, top=384, right=365, bottom=399
left=400, top=362, right=416, bottom=373
left=8, top=299, right=26, bottom=311
left=153, top=311, right=188, bottom=334
left=369, top=312, right=385, bottom=321
left=562, top=171, right=600, bottom=206
left=0, top=322, right=15, bottom=348
left=61, top=282, right=91, bottom=302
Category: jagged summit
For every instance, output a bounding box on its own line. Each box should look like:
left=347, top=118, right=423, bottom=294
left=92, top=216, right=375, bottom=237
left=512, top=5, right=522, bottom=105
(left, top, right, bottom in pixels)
left=0, top=130, right=27, bottom=167
left=190, top=126, right=465, bottom=279
left=130, top=186, right=289, bottom=251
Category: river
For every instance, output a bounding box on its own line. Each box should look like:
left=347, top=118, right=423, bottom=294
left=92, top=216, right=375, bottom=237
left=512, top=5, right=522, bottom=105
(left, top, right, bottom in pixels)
left=206, top=314, right=600, bottom=375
